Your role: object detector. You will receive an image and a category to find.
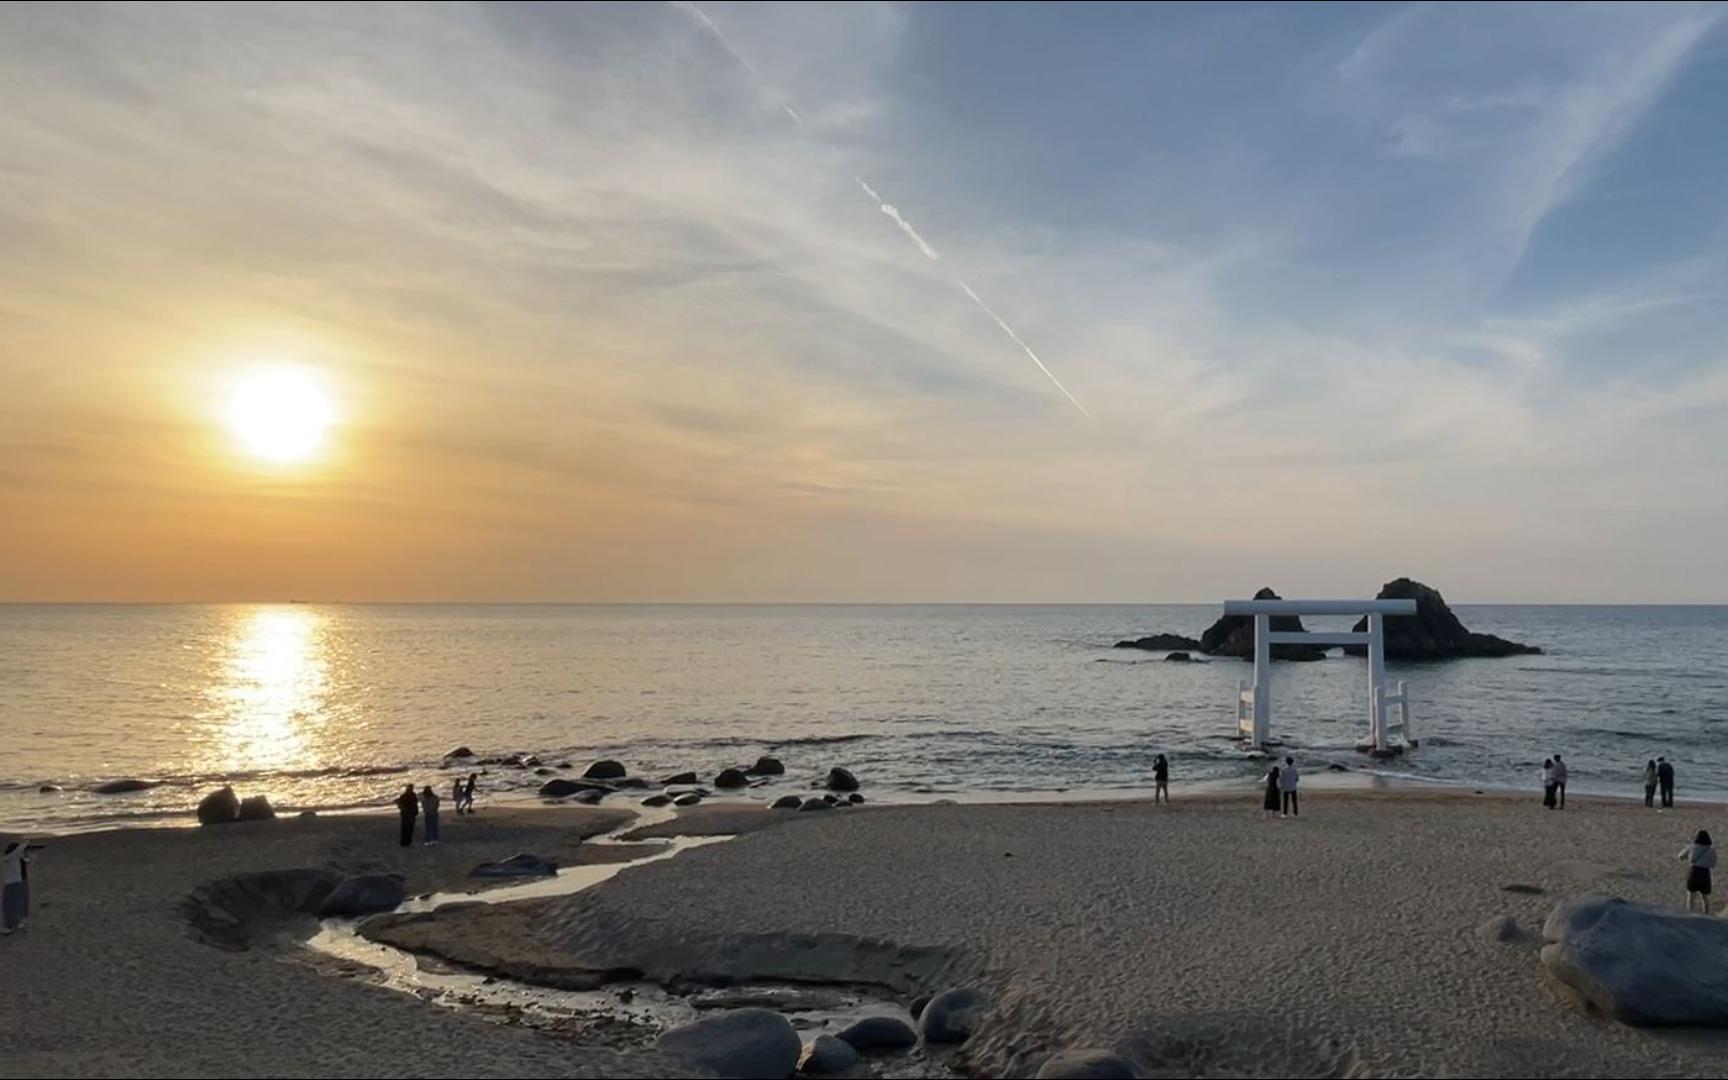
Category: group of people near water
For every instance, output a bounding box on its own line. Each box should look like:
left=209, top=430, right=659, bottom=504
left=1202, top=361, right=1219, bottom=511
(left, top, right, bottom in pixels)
left=393, top=773, right=480, bottom=847
left=1540, top=754, right=1677, bottom=810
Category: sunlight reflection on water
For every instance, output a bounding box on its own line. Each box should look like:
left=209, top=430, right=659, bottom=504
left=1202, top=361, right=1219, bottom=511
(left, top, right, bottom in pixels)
left=199, top=606, right=328, bottom=774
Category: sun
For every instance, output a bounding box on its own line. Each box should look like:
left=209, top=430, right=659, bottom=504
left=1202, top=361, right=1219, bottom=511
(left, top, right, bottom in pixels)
left=227, top=369, right=334, bottom=462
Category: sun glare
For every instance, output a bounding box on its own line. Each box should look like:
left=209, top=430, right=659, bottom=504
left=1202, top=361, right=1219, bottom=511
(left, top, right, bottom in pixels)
left=227, top=369, right=333, bottom=462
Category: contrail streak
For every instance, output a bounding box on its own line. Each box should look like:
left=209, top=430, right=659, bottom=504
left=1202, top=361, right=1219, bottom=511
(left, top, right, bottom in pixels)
left=670, top=1, right=1089, bottom=417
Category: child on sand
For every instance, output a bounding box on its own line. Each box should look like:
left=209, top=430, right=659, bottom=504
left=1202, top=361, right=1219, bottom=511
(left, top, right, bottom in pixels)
left=1680, top=830, right=1716, bottom=913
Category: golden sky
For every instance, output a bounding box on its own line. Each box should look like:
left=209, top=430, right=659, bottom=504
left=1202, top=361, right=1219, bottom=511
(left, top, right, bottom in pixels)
left=3, top=3, right=1725, bottom=602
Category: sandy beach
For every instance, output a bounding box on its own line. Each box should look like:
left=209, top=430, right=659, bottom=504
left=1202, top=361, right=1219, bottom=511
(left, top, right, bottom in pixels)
left=7, top=790, right=1728, bottom=1078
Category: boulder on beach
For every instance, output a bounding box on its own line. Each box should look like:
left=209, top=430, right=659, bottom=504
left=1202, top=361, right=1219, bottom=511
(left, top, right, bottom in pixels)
left=673, top=792, right=703, bottom=807
left=534, top=767, right=554, bottom=776
left=919, top=987, right=989, bottom=1044
left=1164, top=651, right=1195, bottom=663
left=1541, top=894, right=1728, bottom=1025
left=1344, top=578, right=1541, bottom=659
left=771, top=795, right=803, bottom=810
left=38, top=784, right=61, bottom=794
left=197, top=786, right=241, bottom=825
left=469, top=853, right=558, bottom=878
left=615, top=777, right=650, bottom=789
left=835, top=1015, right=917, bottom=1051
left=748, top=756, right=786, bottom=776
left=848, top=793, right=865, bottom=804
left=1200, top=587, right=1326, bottom=661
left=538, top=778, right=608, bottom=799
left=316, top=873, right=407, bottom=917
left=657, top=1008, right=801, bottom=1080
left=715, top=768, right=750, bottom=789
left=800, top=1033, right=861, bottom=1074
left=1036, top=1048, right=1141, bottom=1079
left=825, top=767, right=860, bottom=793
left=571, top=789, right=604, bottom=805
left=237, top=795, right=275, bottom=822
left=1112, top=632, right=1202, bottom=652
left=798, top=798, right=834, bottom=812
left=659, top=771, right=699, bottom=786
left=94, top=778, right=162, bottom=795
left=642, top=793, right=674, bottom=808
left=583, top=759, right=627, bottom=780
left=444, top=745, right=474, bottom=759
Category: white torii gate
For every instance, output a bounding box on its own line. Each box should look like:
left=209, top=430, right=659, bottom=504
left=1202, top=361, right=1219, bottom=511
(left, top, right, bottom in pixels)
left=1227, top=597, right=1418, bottom=755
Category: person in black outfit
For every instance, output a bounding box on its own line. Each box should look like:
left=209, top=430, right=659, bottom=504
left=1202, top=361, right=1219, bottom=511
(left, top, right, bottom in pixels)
left=1153, top=754, right=1170, bottom=805
left=395, top=783, right=419, bottom=847
left=1261, top=765, right=1281, bottom=819
left=1658, top=757, right=1676, bottom=808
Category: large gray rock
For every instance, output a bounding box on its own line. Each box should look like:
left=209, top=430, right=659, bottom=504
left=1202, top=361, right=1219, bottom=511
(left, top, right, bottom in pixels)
left=835, top=1014, right=917, bottom=1051
left=571, top=788, right=604, bottom=805
left=825, top=767, right=860, bottom=793
left=799, top=1034, right=860, bottom=1074
left=583, top=759, right=627, bottom=780
left=469, top=853, right=558, bottom=878
left=771, top=795, right=803, bottom=810
left=1199, top=587, right=1325, bottom=661
left=237, top=794, right=276, bottom=821
left=919, top=986, right=988, bottom=1044
left=1541, top=895, right=1728, bottom=1025
left=798, top=797, right=834, bottom=812
left=197, top=785, right=241, bottom=825
left=316, top=873, right=407, bottom=917
left=1344, top=578, right=1540, bottom=659
left=1036, top=1048, right=1141, bottom=1079
left=538, top=778, right=609, bottom=799
left=748, top=756, right=786, bottom=776
left=657, top=1008, right=801, bottom=1079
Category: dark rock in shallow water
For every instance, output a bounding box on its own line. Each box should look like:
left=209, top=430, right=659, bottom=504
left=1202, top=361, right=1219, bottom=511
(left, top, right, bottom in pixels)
left=823, top=793, right=839, bottom=804
left=1542, top=895, right=1728, bottom=1025
left=1036, top=1048, right=1141, bottom=1079
left=571, top=788, right=603, bottom=805
left=469, top=853, right=558, bottom=879
left=1164, top=651, right=1196, bottom=663
left=771, top=795, right=803, bottom=810
left=583, top=759, right=627, bottom=780
left=919, top=987, right=988, bottom=1044
left=317, top=873, right=406, bottom=917
left=537, top=778, right=610, bottom=799
left=673, top=792, right=703, bottom=807
left=835, top=1015, right=917, bottom=1051
left=798, top=797, right=834, bottom=812
left=715, top=767, right=750, bottom=789
left=800, top=1033, right=860, bottom=1074
left=237, top=795, right=275, bottom=821
left=825, top=766, right=860, bottom=792
left=534, top=767, right=554, bottom=776
left=38, top=784, right=61, bottom=794
left=848, top=793, right=865, bottom=804
left=94, top=778, right=162, bottom=794
left=748, top=756, right=786, bottom=776
left=642, top=793, right=674, bottom=808
left=556, top=761, right=572, bottom=769
left=444, top=745, right=474, bottom=759
left=1200, top=587, right=1326, bottom=661
left=615, top=776, right=650, bottom=789
left=1344, top=577, right=1541, bottom=659
left=657, top=1008, right=801, bottom=1079
left=659, top=771, right=699, bottom=786
left=1113, top=632, right=1202, bottom=652
left=197, top=785, right=241, bottom=825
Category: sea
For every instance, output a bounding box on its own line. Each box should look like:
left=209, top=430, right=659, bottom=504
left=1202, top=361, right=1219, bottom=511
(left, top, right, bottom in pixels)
left=3, top=603, right=1726, bottom=832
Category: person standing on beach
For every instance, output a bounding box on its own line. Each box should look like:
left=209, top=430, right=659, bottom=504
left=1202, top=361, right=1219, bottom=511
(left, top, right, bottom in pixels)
left=463, top=773, right=479, bottom=813
left=1261, top=765, right=1281, bottom=818
left=395, top=783, right=419, bottom=847
left=1541, top=759, right=1557, bottom=809
left=1680, top=830, right=1716, bottom=913
left=451, top=775, right=467, bottom=815
left=1658, top=757, right=1676, bottom=808
left=1153, top=754, right=1170, bottom=805
left=1643, top=760, right=1659, bottom=808
left=1552, top=754, right=1568, bottom=809
left=420, top=785, right=441, bottom=845
left=1279, top=756, right=1300, bottom=817
left=1, top=840, right=33, bottom=934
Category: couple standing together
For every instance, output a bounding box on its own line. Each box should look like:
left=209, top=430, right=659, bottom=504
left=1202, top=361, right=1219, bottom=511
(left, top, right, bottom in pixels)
left=1262, top=756, right=1300, bottom=818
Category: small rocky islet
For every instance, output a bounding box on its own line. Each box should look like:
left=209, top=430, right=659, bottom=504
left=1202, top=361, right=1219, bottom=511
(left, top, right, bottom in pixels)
left=1114, top=576, right=1540, bottom=661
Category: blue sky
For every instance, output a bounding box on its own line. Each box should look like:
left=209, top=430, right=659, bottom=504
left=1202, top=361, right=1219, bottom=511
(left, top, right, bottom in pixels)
left=1, top=2, right=1726, bottom=601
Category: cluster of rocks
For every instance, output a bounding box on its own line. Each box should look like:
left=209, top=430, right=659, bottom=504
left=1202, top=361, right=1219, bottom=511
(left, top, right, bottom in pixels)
left=655, top=986, right=989, bottom=1079
left=196, top=785, right=277, bottom=825
left=1114, top=578, right=1539, bottom=661
left=521, top=756, right=865, bottom=814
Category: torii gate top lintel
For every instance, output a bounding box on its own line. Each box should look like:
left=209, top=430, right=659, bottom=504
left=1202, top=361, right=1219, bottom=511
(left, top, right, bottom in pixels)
left=1227, top=597, right=1417, bottom=755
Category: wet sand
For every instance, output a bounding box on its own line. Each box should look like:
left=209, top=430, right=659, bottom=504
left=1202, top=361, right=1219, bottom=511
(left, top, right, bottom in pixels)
left=7, top=791, right=1728, bottom=1077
